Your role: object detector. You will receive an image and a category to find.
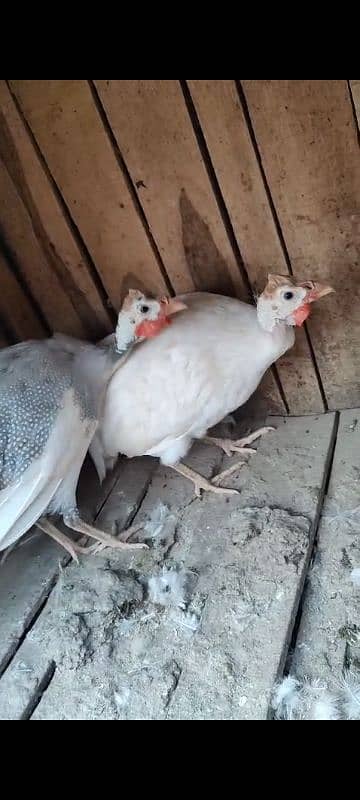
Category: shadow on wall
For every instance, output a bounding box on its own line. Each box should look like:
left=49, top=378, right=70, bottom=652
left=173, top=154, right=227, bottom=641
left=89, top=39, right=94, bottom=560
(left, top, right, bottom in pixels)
left=180, top=189, right=238, bottom=296
left=121, top=188, right=243, bottom=301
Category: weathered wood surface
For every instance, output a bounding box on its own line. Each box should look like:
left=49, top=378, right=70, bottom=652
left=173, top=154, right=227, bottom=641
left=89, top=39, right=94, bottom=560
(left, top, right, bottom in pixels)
left=0, top=456, right=155, bottom=681
left=0, top=247, right=45, bottom=340
left=10, top=80, right=169, bottom=310
left=1, top=80, right=357, bottom=412
left=0, top=414, right=336, bottom=719
left=293, top=409, right=360, bottom=682
left=94, top=80, right=284, bottom=412
left=95, top=80, right=245, bottom=298
left=187, top=80, right=324, bottom=415
left=350, top=80, right=360, bottom=128
left=242, top=80, right=360, bottom=410
left=0, top=81, right=112, bottom=339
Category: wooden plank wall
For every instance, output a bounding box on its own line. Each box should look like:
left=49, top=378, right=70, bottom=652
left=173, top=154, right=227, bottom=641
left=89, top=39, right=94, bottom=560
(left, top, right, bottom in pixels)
left=0, top=80, right=359, bottom=414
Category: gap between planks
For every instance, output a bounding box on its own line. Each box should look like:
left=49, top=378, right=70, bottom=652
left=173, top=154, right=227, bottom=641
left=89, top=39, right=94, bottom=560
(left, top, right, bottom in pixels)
left=181, top=80, right=289, bottom=414
left=0, top=457, right=155, bottom=683
left=0, top=414, right=338, bottom=719
left=275, top=410, right=340, bottom=696
left=235, top=81, right=327, bottom=412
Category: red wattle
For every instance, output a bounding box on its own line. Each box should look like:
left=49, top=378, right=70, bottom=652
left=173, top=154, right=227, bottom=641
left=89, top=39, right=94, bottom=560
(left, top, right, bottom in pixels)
left=135, top=316, right=172, bottom=339
left=292, top=303, right=311, bottom=327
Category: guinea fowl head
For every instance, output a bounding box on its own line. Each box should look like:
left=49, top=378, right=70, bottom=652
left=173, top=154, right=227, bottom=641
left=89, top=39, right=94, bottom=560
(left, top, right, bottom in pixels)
left=115, top=290, right=187, bottom=352
left=257, top=274, right=334, bottom=332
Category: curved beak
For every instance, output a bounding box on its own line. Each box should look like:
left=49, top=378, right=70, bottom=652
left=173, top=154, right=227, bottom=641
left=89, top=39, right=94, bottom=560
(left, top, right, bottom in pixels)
left=302, top=281, right=335, bottom=303
left=160, top=297, right=188, bottom=317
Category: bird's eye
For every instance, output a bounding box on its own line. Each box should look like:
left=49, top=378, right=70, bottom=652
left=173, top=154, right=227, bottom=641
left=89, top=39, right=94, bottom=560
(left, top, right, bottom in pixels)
left=140, top=305, right=150, bottom=314
left=284, top=291, right=294, bottom=301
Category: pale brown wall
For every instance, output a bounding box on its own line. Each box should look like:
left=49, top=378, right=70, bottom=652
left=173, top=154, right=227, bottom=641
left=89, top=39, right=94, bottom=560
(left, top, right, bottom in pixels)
left=1, top=81, right=359, bottom=414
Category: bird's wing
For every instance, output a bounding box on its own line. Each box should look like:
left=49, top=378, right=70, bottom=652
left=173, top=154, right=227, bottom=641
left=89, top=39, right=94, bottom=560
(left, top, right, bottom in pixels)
left=0, top=341, right=91, bottom=550
left=0, top=472, right=61, bottom=550
left=0, top=342, right=69, bottom=490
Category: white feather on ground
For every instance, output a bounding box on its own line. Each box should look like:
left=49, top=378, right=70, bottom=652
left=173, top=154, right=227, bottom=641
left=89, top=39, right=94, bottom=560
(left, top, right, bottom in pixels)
left=350, top=568, right=360, bottom=587
left=147, top=567, right=187, bottom=609
left=272, top=676, right=301, bottom=720
left=273, top=672, right=360, bottom=720
left=168, top=609, right=200, bottom=635
left=340, top=672, right=360, bottom=720
left=272, top=676, right=339, bottom=720
left=143, top=501, right=175, bottom=540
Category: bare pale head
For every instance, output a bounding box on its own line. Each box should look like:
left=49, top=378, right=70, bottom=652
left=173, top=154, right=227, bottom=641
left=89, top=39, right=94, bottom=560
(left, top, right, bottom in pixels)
left=257, top=274, right=334, bottom=332
left=115, top=289, right=187, bottom=351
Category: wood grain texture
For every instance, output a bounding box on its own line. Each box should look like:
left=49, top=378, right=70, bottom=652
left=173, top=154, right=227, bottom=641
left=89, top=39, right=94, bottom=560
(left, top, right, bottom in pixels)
left=0, top=82, right=112, bottom=340
left=242, top=80, right=360, bottom=410
left=0, top=247, right=45, bottom=340
left=94, top=80, right=285, bottom=412
left=350, top=80, right=360, bottom=127
left=187, top=80, right=324, bottom=414
left=4, top=80, right=358, bottom=412
left=0, top=414, right=336, bottom=719
left=94, top=80, right=246, bottom=298
left=9, top=80, right=168, bottom=310
left=293, top=409, right=360, bottom=681
left=0, top=455, right=156, bottom=718
left=0, top=157, right=93, bottom=338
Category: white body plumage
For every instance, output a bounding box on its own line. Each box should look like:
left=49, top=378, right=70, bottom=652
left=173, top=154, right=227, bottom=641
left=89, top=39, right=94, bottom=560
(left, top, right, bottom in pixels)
left=92, top=293, right=295, bottom=479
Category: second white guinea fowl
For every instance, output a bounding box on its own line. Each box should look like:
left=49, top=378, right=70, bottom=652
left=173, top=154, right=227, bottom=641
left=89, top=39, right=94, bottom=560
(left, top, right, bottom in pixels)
left=91, top=274, right=333, bottom=495
left=0, top=290, right=184, bottom=561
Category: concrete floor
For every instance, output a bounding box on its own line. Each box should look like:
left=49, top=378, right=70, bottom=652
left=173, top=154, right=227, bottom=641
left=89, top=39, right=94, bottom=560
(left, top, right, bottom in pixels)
left=0, top=410, right=359, bottom=720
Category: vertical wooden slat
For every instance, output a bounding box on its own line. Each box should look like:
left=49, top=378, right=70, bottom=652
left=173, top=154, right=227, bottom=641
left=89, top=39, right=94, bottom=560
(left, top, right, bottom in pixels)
left=0, top=248, right=46, bottom=340
left=9, top=80, right=169, bottom=309
left=94, top=80, right=246, bottom=298
left=94, top=79, right=285, bottom=412
left=350, top=80, right=360, bottom=127
left=187, top=80, right=324, bottom=414
left=0, top=321, right=10, bottom=348
left=242, top=80, right=360, bottom=410
left=0, top=159, right=92, bottom=338
left=0, top=82, right=112, bottom=339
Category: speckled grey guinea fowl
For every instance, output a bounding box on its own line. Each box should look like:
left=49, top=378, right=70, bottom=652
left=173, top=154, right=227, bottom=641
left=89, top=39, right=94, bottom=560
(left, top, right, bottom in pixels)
left=0, top=290, right=182, bottom=562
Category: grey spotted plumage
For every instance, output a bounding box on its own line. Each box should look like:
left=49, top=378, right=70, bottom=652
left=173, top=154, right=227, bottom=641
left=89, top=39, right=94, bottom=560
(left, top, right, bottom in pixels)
left=0, top=340, right=96, bottom=491
left=0, top=338, right=100, bottom=551
left=0, top=291, right=176, bottom=558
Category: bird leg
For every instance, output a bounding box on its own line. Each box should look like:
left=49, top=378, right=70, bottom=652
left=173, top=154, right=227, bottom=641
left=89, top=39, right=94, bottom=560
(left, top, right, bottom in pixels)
left=211, top=461, right=247, bottom=486
left=202, top=426, right=275, bottom=456
left=82, top=521, right=145, bottom=555
left=36, top=518, right=97, bottom=564
left=63, top=510, right=148, bottom=553
left=170, top=463, right=239, bottom=498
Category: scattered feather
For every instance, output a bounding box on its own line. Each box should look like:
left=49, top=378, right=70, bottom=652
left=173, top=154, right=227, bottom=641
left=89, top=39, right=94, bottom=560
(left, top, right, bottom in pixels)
left=311, top=692, right=340, bottom=721
left=340, top=672, right=360, bottom=720
left=272, top=676, right=340, bottom=720
left=114, top=687, right=130, bottom=710
left=272, top=675, right=301, bottom=720
left=147, top=567, right=187, bottom=609
left=350, top=568, right=360, bottom=588
left=178, top=611, right=200, bottom=632
left=168, top=609, right=200, bottom=634
left=144, top=502, right=175, bottom=540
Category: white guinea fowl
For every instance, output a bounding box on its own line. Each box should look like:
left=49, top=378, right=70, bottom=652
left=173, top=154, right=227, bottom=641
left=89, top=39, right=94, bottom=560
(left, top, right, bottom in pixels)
left=91, top=274, right=333, bottom=495
left=0, top=290, right=183, bottom=561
